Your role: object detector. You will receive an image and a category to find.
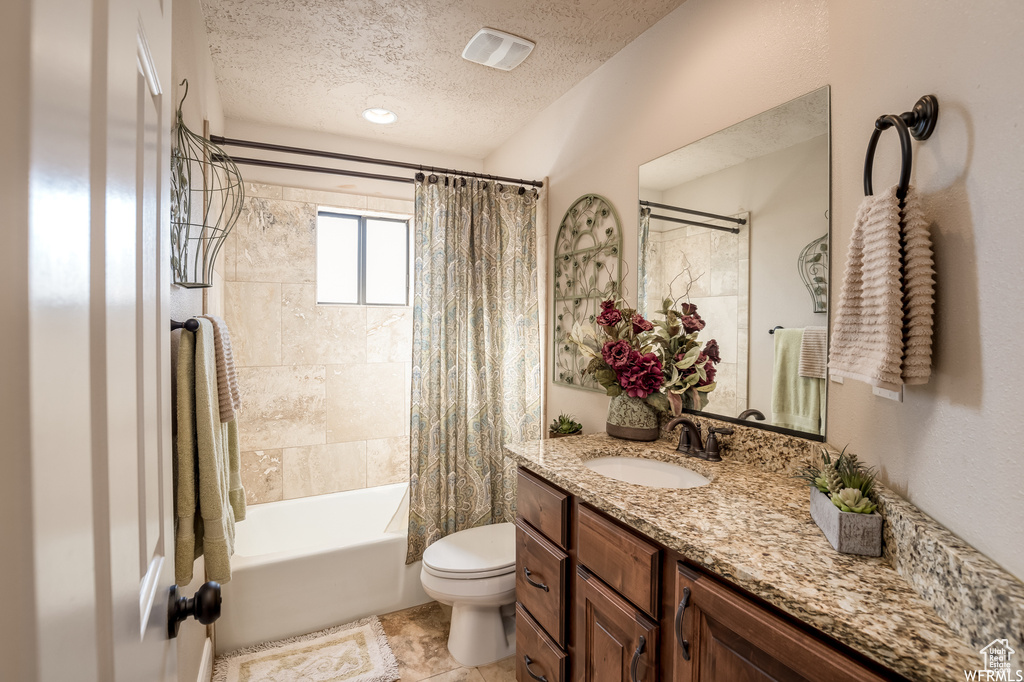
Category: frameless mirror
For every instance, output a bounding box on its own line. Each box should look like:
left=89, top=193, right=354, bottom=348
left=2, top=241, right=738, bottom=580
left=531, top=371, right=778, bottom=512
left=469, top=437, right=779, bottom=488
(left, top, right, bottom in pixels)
left=638, top=86, right=830, bottom=439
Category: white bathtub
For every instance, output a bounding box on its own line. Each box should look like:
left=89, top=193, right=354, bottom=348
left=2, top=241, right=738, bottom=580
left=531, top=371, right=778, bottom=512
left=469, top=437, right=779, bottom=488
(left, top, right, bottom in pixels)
left=216, top=482, right=431, bottom=653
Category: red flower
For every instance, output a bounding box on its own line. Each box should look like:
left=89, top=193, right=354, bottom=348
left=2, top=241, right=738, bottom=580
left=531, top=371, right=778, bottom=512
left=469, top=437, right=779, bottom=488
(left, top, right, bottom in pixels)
left=602, top=340, right=634, bottom=370
left=631, top=313, right=654, bottom=335
left=600, top=299, right=617, bottom=311
left=618, top=352, right=664, bottom=398
left=680, top=312, right=705, bottom=334
left=703, top=339, right=721, bottom=364
left=597, top=308, right=622, bottom=326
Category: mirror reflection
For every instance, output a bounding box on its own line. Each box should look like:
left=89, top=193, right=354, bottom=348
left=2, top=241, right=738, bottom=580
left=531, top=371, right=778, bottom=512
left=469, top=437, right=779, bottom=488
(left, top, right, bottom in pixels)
left=638, top=87, right=830, bottom=437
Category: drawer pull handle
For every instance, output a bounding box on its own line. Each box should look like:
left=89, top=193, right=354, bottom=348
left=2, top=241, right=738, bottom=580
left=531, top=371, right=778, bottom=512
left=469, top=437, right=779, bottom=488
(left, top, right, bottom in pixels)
left=630, top=635, right=646, bottom=682
left=675, top=586, right=691, bottom=661
left=523, top=567, right=549, bottom=592
left=523, top=655, right=548, bottom=682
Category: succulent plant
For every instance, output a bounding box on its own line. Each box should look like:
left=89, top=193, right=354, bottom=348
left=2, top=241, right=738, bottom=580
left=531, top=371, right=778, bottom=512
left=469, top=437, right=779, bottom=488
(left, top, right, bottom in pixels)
left=831, top=488, right=878, bottom=514
left=549, top=413, right=583, bottom=435
left=794, top=446, right=879, bottom=514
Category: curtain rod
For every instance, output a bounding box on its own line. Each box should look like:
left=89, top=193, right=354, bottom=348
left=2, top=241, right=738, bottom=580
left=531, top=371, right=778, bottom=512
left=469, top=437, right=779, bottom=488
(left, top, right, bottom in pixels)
left=648, top=213, right=740, bottom=235
left=210, top=135, right=544, bottom=188
left=639, top=200, right=746, bottom=225
left=214, top=154, right=414, bottom=184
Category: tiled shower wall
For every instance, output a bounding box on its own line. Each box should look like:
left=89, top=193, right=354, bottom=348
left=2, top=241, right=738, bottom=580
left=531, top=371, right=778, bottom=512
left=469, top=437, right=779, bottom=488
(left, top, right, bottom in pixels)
left=648, top=222, right=749, bottom=418
left=222, top=182, right=414, bottom=504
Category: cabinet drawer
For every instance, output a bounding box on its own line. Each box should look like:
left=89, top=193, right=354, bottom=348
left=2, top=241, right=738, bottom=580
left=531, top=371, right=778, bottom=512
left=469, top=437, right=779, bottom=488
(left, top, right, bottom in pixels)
left=516, top=603, right=567, bottom=682
left=516, top=518, right=569, bottom=646
left=576, top=504, right=660, bottom=618
left=517, top=467, right=569, bottom=548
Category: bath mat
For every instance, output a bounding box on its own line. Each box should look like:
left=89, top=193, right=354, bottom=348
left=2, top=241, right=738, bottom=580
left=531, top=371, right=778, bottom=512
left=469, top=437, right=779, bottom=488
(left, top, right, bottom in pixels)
left=212, top=616, right=399, bottom=682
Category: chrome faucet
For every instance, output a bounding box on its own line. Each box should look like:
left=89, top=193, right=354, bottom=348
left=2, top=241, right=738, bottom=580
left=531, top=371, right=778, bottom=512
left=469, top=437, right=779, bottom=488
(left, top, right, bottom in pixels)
left=665, top=416, right=733, bottom=462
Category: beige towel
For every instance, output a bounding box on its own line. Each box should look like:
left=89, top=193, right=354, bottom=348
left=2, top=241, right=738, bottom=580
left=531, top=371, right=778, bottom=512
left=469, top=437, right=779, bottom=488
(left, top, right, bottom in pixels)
left=828, top=185, right=935, bottom=391
left=200, top=315, right=242, bottom=423
left=798, top=327, right=828, bottom=379
left=175, top=318, right=246, bottom=586
left=899, top=189, right=936, bottom=384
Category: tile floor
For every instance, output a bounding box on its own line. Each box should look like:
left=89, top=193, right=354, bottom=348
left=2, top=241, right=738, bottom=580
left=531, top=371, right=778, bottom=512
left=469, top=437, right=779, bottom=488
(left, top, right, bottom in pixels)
left=378, top=602, right=515, bottom=682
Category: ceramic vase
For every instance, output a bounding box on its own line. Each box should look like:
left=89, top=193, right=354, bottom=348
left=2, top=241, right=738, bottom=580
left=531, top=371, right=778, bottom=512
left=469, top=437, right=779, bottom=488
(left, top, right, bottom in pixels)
left=606, top=394, right=660, bottom=441
left=809, top=488, right=882, bottom=556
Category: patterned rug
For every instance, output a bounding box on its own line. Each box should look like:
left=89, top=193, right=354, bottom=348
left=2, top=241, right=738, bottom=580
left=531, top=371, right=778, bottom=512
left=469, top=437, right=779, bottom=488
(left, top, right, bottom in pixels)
left=213, top=616, right=400, bottom=682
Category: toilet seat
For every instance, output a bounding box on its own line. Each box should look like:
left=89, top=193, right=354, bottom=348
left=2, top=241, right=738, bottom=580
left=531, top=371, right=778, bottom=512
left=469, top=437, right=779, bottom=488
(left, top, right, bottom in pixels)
left=422, top=522, right=516, bottom=580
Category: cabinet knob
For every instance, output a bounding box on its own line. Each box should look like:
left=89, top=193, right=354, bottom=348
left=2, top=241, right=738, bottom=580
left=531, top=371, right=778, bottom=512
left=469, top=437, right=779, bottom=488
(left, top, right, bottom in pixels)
left=167, top=581, right=221, bottom=638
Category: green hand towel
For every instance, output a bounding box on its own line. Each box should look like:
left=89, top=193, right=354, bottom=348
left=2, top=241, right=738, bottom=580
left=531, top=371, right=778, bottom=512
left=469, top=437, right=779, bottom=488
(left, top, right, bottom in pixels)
left=174, top=319, right=246, bottom=586
left=771, top=329, right=825, bottom=435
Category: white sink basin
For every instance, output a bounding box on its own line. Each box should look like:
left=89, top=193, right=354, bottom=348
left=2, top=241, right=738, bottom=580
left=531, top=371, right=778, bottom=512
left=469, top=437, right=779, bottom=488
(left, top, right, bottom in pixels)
left=583, top=456, right=710, bottom=489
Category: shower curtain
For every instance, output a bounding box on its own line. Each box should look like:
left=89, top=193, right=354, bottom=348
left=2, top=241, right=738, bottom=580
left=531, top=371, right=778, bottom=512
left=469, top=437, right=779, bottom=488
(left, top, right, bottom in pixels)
left=406, top=176, right=542, bottom=564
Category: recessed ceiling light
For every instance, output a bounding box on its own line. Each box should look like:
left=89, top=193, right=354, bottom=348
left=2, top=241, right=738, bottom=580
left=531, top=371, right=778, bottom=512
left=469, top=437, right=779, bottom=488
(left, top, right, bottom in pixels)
left=362, top=107, right=397, bottom=125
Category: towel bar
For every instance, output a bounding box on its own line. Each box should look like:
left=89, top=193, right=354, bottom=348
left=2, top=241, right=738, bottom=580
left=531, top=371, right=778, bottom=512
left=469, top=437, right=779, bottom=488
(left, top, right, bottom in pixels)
left=863, top=95, right=938, bottom=202
left=171, top=318, right=200, bottom=332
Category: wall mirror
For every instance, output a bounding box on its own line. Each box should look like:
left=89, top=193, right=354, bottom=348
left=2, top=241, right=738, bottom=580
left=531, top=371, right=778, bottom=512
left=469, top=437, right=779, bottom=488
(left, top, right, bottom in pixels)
left=638, top=86, right=831, bottom=439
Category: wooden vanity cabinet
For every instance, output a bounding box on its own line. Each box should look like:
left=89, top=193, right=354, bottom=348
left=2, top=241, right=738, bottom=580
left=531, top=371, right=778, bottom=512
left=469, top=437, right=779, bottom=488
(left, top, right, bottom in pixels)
left=515, top=467, right=902, bottom=682
left=670, top=564, right=894, bottom=682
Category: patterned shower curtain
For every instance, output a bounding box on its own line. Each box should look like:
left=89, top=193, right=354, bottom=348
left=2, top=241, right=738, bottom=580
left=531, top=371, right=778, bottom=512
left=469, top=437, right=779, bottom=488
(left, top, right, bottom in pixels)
left=637, top=207, right=652, bottom=314
left=406, top=175, right=542, bottom=564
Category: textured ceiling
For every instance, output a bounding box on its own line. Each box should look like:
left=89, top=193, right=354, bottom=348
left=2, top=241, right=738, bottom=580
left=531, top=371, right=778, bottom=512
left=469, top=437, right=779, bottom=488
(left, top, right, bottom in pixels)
left=639, top=87, right=830, bottom=192
left=202, top=0, right=687, bottom=159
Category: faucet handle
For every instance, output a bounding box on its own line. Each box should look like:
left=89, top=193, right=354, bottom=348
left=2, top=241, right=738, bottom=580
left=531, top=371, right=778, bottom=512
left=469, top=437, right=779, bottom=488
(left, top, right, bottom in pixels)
left=703, top=426, right=733, bottom=461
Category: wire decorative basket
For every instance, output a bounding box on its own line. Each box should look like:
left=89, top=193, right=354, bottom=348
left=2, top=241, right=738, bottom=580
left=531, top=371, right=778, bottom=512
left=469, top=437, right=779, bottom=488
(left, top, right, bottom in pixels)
left=170, top=79, right=244, bottom=288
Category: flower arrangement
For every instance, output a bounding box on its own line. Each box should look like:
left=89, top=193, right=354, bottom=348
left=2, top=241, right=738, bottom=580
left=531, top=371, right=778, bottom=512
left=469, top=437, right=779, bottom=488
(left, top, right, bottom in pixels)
left=568, top=297, right=721, bottom=414
left=796, top=447, right=878, bottom=514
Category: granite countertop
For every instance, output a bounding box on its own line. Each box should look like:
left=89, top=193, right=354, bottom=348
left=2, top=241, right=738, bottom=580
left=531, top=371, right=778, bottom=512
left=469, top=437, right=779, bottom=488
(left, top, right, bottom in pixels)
left=505, top=433, right=979, bottom=681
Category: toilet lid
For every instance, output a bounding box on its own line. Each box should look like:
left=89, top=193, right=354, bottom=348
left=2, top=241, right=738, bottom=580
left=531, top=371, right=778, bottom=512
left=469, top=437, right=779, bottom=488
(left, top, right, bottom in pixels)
left=422, top=523, right=516, bottom=578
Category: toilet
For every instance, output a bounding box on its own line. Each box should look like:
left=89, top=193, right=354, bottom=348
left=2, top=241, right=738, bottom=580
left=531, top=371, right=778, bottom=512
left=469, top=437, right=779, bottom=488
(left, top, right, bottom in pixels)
left=419, top=522, right=517, bottom=667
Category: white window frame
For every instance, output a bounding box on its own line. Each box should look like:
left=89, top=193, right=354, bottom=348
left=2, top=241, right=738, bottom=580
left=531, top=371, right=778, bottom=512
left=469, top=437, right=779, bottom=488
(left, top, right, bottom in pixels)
left=315, top=208, right=411, bottom=306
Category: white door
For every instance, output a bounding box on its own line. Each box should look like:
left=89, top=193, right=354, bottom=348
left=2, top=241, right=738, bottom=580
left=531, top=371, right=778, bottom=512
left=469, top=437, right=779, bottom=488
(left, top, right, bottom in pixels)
left=99, top=0, right=178, bottom=679
left=4, top=0, right=178, bottom=679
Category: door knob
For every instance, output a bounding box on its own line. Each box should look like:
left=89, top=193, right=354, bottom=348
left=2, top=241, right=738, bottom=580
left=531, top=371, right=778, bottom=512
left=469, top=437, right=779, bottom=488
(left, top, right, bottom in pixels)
left=168, top=581, right=221, bottom=638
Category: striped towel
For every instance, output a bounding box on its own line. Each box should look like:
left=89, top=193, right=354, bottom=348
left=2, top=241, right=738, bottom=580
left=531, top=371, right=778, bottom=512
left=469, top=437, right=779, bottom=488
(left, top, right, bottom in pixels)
left=828, top=185, right=935, bottom=390
left=200, top=315, right=242, bottom=422
left=798, top=327, right=828, bottom=379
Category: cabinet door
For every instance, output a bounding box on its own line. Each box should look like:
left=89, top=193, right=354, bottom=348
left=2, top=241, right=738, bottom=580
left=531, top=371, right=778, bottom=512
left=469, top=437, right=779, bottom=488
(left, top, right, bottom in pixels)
left=576, top=568, right=658, bottom=682
left=672, top=564, right=891, bottom=682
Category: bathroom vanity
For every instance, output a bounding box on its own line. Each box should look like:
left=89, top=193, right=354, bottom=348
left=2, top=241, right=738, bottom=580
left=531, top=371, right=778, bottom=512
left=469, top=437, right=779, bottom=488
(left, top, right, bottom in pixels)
left=506, top=432, right=985, bottom=682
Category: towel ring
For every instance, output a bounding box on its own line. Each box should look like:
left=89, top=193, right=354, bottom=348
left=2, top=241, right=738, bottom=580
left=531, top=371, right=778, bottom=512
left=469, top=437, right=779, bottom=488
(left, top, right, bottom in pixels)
left=863, top=95, right=939, bottom=202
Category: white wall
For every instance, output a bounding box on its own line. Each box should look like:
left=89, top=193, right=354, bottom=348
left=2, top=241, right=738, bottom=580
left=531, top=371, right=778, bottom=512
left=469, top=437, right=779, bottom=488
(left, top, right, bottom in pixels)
left=485, top=0, right=1024, bottom=580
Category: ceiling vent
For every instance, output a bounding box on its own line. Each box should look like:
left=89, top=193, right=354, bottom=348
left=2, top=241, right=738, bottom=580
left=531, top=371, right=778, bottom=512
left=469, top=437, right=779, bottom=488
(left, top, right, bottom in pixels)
left=462, top=28, right=535, bottom=71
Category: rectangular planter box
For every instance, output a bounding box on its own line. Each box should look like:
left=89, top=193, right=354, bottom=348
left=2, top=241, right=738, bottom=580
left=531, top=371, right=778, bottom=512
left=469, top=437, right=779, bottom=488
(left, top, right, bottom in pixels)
left=809, top=488, right=882, bottom=557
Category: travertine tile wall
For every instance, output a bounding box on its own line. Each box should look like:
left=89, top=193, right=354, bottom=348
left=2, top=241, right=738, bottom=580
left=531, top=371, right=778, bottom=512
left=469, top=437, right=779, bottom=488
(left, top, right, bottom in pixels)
left=222, top=182, right=414, bottom=504
left=648, top=222, right=749, bottom=417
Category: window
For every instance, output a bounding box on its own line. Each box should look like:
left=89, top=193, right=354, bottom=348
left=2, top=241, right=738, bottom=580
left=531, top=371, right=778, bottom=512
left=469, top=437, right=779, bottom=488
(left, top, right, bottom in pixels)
left=316, top=211, right=410, bottom=305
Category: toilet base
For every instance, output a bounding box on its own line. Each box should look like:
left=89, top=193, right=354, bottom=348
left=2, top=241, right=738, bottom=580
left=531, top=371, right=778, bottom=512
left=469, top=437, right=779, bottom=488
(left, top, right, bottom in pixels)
left=447, top=603, right=516, bottom=667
